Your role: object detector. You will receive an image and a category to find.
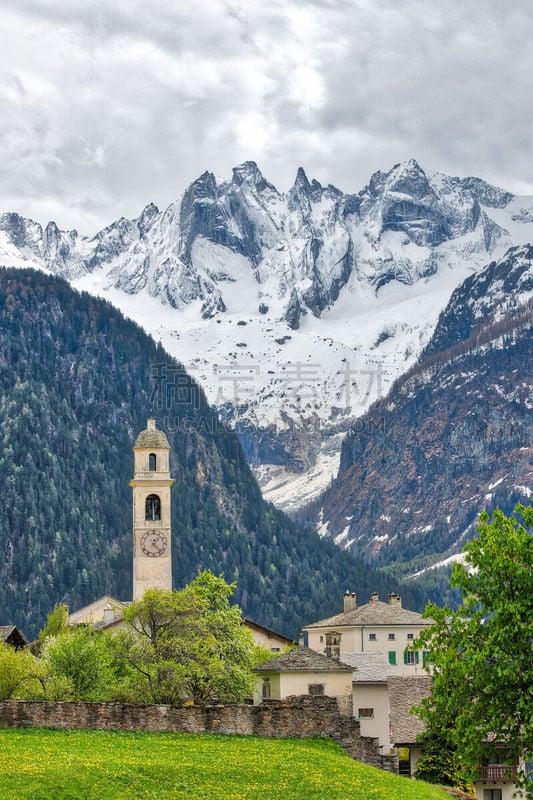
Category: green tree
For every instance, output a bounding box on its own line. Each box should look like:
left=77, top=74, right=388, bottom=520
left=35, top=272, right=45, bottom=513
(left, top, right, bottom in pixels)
left=416, top=504, right=533, bottom=795
left=41, top=626, right=118, bottom=701
left=0, top=642, right=42, bottom=699
left=120, top=571, right=256, bottom=705
left=37, top=602, right=69, bottom=647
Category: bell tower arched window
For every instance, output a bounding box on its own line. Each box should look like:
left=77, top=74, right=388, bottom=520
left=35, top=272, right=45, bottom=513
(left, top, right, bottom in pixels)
left=145, top=494, right=161, bottom=521
left=149, top=453, right=157, bottom=471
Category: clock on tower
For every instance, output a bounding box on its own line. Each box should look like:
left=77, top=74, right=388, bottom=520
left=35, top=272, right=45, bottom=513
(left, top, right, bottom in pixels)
left=130, top=418, right=175, bottom=600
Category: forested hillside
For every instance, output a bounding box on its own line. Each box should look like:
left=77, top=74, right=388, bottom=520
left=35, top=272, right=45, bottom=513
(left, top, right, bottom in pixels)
left=0, top=268, right=417, bottom=638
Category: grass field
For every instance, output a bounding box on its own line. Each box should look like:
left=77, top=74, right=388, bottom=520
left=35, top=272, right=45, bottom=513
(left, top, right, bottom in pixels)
left=0, top=727, right=453, bottom=800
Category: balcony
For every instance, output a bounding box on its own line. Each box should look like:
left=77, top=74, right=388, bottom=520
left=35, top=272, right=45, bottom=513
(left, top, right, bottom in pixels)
left=478, top=765, right=518, bottom=782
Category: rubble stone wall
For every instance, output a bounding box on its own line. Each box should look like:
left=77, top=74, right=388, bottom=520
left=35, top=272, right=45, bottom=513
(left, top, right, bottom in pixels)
left=0, top=695, right=384, bottom=767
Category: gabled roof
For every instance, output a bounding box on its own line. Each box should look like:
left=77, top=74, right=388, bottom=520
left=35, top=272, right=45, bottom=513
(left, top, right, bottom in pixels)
left=341, top=652, right=393, bottom=683
left=304, top=599, right=431, bottom=628
left=244, top=618, right=295, bottom=645
left=388, top=675, right=432, bottom=745
left=253, top=645, right=353, bottom=673
left=68, top=595, right=129, bottom=625
left=0, top=625, right=29, bottom=648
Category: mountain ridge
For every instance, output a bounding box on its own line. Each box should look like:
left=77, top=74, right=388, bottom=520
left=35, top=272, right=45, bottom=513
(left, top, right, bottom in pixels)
left=2, top=159, right=533, bottom=511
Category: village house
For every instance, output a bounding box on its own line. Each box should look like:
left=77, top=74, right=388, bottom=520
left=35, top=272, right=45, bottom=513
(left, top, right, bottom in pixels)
left=252, top=645, right=354, bottom=716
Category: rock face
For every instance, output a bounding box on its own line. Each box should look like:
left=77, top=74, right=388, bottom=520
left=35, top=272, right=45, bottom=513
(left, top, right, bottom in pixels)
left=1, top=160, right=533, bottom=511
left=314, top=245, right=533, bottom=573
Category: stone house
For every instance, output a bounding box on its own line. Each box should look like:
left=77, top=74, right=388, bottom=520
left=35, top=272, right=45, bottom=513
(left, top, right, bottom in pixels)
left=253, top=645, right=354, bottom=716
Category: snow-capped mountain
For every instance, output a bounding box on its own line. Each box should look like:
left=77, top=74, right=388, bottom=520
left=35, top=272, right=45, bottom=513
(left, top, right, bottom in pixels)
left=1, top=159, right=533, bottom=511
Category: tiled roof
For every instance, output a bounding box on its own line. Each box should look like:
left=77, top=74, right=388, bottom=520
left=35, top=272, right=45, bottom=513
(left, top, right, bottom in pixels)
left=253, top=645, right=353, bottom=673
left=134, top=428, right=171, bottom=449
left=388, top=675, right=432, bottom=744
left=0, top=626, right=16, bottom=639
left=341, top=652, right=393, bottom=682
left=304, top=599, right=432, bottom=628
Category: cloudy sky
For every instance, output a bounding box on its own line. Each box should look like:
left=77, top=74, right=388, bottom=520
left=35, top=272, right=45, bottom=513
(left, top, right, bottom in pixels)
left=1, top=0, right=532, bottom=234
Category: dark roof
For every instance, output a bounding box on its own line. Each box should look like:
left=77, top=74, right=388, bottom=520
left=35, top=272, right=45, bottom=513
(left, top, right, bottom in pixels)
left=134, top=426, right=170, bottom=449
left=388, top=675, right=432, bottom=745
left=253, top=645, right=353, bottom=673
left=304, top=599, right=432, bottom=628
left=244, top=618, right=295, bottom=644
left=0, top=625, right=29, bottom=648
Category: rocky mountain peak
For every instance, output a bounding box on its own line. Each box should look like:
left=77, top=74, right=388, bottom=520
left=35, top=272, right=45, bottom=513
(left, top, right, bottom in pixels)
left=0, top=212, right=42, bottom=249
left=385, top=158, right=432, bottom=200
left=288, top=167, right=323, bottom=210
left=231, top=161, right=274, bottom=193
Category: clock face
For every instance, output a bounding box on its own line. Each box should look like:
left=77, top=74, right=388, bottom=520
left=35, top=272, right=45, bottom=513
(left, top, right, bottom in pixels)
left=140, top=530, right=168, bottom=557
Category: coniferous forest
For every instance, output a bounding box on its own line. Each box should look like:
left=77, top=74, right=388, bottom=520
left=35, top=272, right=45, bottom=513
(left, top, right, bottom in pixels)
left=0, top=268, right=420, bottom=639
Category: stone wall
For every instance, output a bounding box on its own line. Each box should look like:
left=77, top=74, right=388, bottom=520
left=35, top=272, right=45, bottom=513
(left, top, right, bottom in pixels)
left=0, top=695, right=383, bottom=767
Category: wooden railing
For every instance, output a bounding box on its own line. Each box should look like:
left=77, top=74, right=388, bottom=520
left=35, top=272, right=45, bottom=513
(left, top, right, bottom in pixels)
left=478, top=764, right=518, bottom=781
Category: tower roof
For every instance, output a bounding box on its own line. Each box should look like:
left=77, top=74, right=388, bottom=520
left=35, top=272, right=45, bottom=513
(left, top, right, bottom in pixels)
left=134, top=418, right=171, bottom=449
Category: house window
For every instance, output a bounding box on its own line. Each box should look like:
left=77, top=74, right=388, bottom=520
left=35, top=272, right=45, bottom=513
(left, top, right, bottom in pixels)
left=145, top=494, right=161, bottom=521
left=262, top=679, right=271, bottom=699
left=407, top=633, right=414, bottom=640
left=149, top=453, right=157, bottom=471
left=270, top=647, right=280, bottom=652
left=388, top=651, right=397, bottom=665
left=404, top=650, right=419, bottom=665
left=319, top=635, right=323, bottom=643
left=308, top=684, right=324, bottom=696
left=369, top=633, right=377, bottom=641
left=388, top=633, right=395, bottom=640
left=358, top=708, right=374, bottom=718
left=483, top=791, right=502, bottom=800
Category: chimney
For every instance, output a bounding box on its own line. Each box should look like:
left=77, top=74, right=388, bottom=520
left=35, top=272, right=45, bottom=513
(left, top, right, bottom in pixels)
left=343, top=591, right=357, bottom=614
left=147, top=418, right=156, bottom=430
left=325, top=631, right=341, bottom=661
left=388, top=593, right=402, bottom=608
left=369, top=592, right=379, bottom=604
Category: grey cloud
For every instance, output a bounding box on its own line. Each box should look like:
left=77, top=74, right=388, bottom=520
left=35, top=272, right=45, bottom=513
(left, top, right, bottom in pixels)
left=0, top=0, right=532, bottom=233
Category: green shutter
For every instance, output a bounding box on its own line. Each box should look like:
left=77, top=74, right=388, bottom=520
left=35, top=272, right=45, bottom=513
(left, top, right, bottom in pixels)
left=415, top=651, right=419, bottom=664
left=404, top=649, right=409, bottom=664
left=388, top=651, right=396, bottom=665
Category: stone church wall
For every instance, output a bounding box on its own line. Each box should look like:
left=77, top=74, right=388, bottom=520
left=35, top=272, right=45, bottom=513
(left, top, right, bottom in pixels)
left=0, top=695, right=383, bottom=767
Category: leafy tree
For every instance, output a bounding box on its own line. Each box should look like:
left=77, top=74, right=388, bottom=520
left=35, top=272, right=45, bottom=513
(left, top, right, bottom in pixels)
left=37, top=603, right=69, bottom=648
left=415, top=504, right=533, bottom=795
left=120, top=571, right=256, bottom=704
left=0, top=642, right=42, bottom=699
left=41, top=626, right=118, bottom=701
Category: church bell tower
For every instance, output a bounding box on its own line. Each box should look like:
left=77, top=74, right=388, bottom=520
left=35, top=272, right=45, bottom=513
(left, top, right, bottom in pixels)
left=130, top=418, right=174, bottom=600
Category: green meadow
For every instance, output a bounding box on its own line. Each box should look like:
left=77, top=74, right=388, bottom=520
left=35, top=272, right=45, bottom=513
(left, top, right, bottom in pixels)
left=0, top=727, right=454, bottom=800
